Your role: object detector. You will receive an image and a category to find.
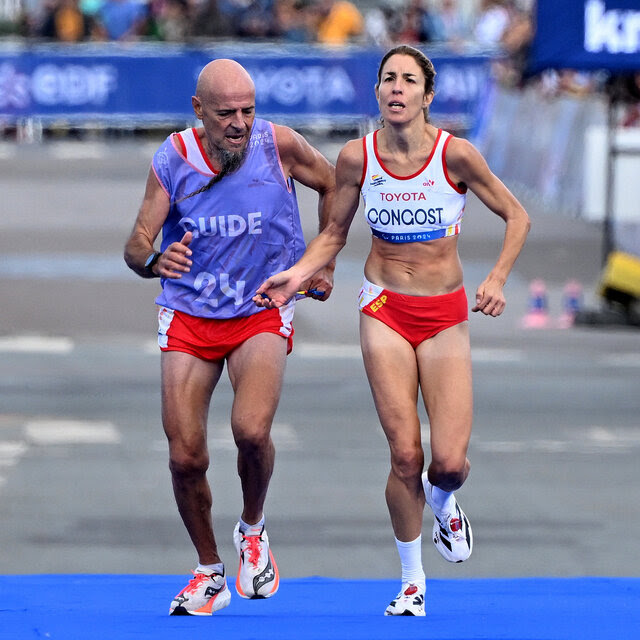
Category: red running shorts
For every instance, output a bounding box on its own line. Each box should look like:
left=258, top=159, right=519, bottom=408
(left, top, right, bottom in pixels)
left=358, top=277, right=468, bottom=349
left=157, top=306, right=295, bottom=361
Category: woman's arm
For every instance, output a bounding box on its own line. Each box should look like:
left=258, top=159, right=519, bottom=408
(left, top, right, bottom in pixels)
left=253, top=138, right=364, bottom=308
left=447, top=137, right=531, bottom=316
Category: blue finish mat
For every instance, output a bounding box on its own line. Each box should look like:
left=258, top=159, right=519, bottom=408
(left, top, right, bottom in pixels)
left=1, top=575, right=639, bottom=639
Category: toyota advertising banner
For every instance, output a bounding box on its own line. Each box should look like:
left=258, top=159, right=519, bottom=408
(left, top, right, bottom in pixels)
left=0, top=44, right=493, bottom=132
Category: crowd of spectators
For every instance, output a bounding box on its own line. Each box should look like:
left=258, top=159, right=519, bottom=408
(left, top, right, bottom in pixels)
left=5, top=0, right=533, bottom=55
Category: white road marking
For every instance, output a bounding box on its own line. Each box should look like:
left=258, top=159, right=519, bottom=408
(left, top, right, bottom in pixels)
left=599, top=353, right=640, bottom=367
left=296, top=343, right=524, bottom=362
left=144, top=339, right=160, bottom=355
left=0, top=336, right=74, bottom=354
left=24, top=419, right=121, bottom=445
left=471, top=348, right=524, bottom=363
left=0, top=440, right=28, bottom=493
left=210, top=423, right=300, bottom=451
left=2, top=255, right=135, bottom=281
left=0, top=441, right=28, bottom=466
left=296, top=344, right=362, bottom=359
left=49, top=142, right=107, bottom=160
left=474, top=426, right=640, bottom=454
left=0, top=143, right=15, bottom=159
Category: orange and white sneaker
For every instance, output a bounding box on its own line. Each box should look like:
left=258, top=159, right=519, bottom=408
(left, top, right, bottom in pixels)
left=233, top=522, right=279, bottom=599
left=169, top=569, right=231, bottom=616
left=384, top=582, right=426, bottom=616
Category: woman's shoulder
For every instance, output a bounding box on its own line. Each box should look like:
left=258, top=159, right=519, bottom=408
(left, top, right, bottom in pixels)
left=337, top=137, right=366, bottom=166
left=443, top=134, right=482, bottom=166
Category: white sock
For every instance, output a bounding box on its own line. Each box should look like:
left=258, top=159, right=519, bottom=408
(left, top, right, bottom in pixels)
left=395, top=535, right=426, bottom=586
left=429, top=484, right=455, bottom=514
left=196, top=562, right=224, bottom=576
left=239, top=515, right=265, bottom=535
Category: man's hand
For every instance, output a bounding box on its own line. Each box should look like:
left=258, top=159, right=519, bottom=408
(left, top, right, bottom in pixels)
left=156, top=232, right=193, bottom=279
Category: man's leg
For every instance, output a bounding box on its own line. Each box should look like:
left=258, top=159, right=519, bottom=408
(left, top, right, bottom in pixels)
left=226, top=331, right=287, bottom=598
left=226, top=331, right=287, bottom=523
left=161, top=350, right=224, bottom=565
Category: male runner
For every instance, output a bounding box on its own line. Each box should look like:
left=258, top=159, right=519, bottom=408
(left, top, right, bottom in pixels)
left=124, top=58, right=335, bottom=615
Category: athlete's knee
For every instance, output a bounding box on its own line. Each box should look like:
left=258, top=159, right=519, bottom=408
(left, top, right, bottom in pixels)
left=168, top=442, right=210, bottom=479
left=232, top=421, right=272, bottom=456
left=390, top=445, right=425, bottom=483
left=428, top=457, right=470, bottom=491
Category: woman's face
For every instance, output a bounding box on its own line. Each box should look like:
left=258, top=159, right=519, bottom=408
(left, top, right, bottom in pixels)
left=376, top=54, right=434, bottom=125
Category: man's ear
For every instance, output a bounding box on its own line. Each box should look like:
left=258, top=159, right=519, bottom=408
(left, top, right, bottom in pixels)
left=191, top=96, right=202, bottom=119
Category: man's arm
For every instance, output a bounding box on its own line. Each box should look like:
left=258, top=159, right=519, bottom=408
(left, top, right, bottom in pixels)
left=123, top=167, right=193, bottom=279
left=446, top=137, right=531, bottom=316
left=274, top=124, right=336, bottom=231
left=253, top=137, right=364, bottom=308
left=273, top=125, right=337, bottom=299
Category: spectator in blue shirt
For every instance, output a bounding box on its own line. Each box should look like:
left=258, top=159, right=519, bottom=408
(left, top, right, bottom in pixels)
left=97, top=0, right=148, bottom=40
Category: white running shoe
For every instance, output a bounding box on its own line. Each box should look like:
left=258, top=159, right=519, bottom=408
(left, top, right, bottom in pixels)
left=423, top=474, right=473, bottom=563
left=169, top=569, right=231, bottom=616
left=233, top=522, right=279, bottom=599
left=384, top=582, right=426, bottom=616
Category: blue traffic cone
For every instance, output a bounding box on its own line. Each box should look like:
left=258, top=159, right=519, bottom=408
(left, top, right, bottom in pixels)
left=557, top=280, right=583, bottom=328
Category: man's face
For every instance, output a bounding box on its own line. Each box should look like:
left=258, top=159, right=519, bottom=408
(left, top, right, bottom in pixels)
left=192, top=85, right=256, bottom=160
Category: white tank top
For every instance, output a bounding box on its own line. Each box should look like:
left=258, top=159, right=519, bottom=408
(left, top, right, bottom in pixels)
left=360, top=129, right=466, bottom=243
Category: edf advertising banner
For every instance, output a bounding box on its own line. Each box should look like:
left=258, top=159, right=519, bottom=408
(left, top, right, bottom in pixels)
left=0, top=45, right=492, bottom=131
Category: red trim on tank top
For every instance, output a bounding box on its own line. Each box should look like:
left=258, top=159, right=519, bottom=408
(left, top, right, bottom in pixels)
left=173, top=132, right=186, bottom=157
left=372, top=128, right=442, bottom=181
left=441, top=134, right=466, bottom=194
left=359, top=136, right=368, bottom=188
left=193, top=128, right=218, bottom=174
left=270, top=122, right=293, bottom=193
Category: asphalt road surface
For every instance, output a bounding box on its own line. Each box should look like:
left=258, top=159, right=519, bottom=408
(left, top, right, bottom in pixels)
left=1, top=138, right=639, bottom=580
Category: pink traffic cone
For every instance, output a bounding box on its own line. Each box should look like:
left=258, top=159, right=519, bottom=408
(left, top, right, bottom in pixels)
left=520, top=279, right=550, bottom=329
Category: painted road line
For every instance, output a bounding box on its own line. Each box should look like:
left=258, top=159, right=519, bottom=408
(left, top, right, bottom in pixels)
left=295, top=343, right=524, bottom=362
left=144, top=339, right=160, bottom=355
left=0, top=335, right=74, bottom=354
left=49, top=142, right=107, bottom=160
left=295, top=344, right=362, bottom=359
left=599, top=353, right=640, bottom=367
left=24, top=419, right=121, bottom=445
left=0, top=143, right=15, bottom=159
left=474, top=426, right=640, bottom=455
left=0, top=440, right=29, bottom=494
left=0, top=440, right=29, bottom=466
left=471, top=348, right=524, bottom=363
left=210, top=423, right=299, bottom=452
left=1, top=254, right=135, bottom=281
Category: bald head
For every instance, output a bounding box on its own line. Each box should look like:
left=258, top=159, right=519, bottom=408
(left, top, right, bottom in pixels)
left=195, top=59, right=255, bottom=102
left=191, top=58, right=257, bottom=170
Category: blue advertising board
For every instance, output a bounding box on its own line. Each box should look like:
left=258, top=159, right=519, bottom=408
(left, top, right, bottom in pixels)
left=530, top=0, right=640, bottom=73
left=0, top=44, right=493, bottom=131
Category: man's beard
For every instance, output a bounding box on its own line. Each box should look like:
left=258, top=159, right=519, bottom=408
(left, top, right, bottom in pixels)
left=212, top=146, right=247, bottom=184
left=179, top=143, right=248, bottom=202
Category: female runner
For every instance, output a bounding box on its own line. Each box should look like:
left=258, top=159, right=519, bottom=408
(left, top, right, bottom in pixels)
left=254, top=45, right=530, bottom=616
